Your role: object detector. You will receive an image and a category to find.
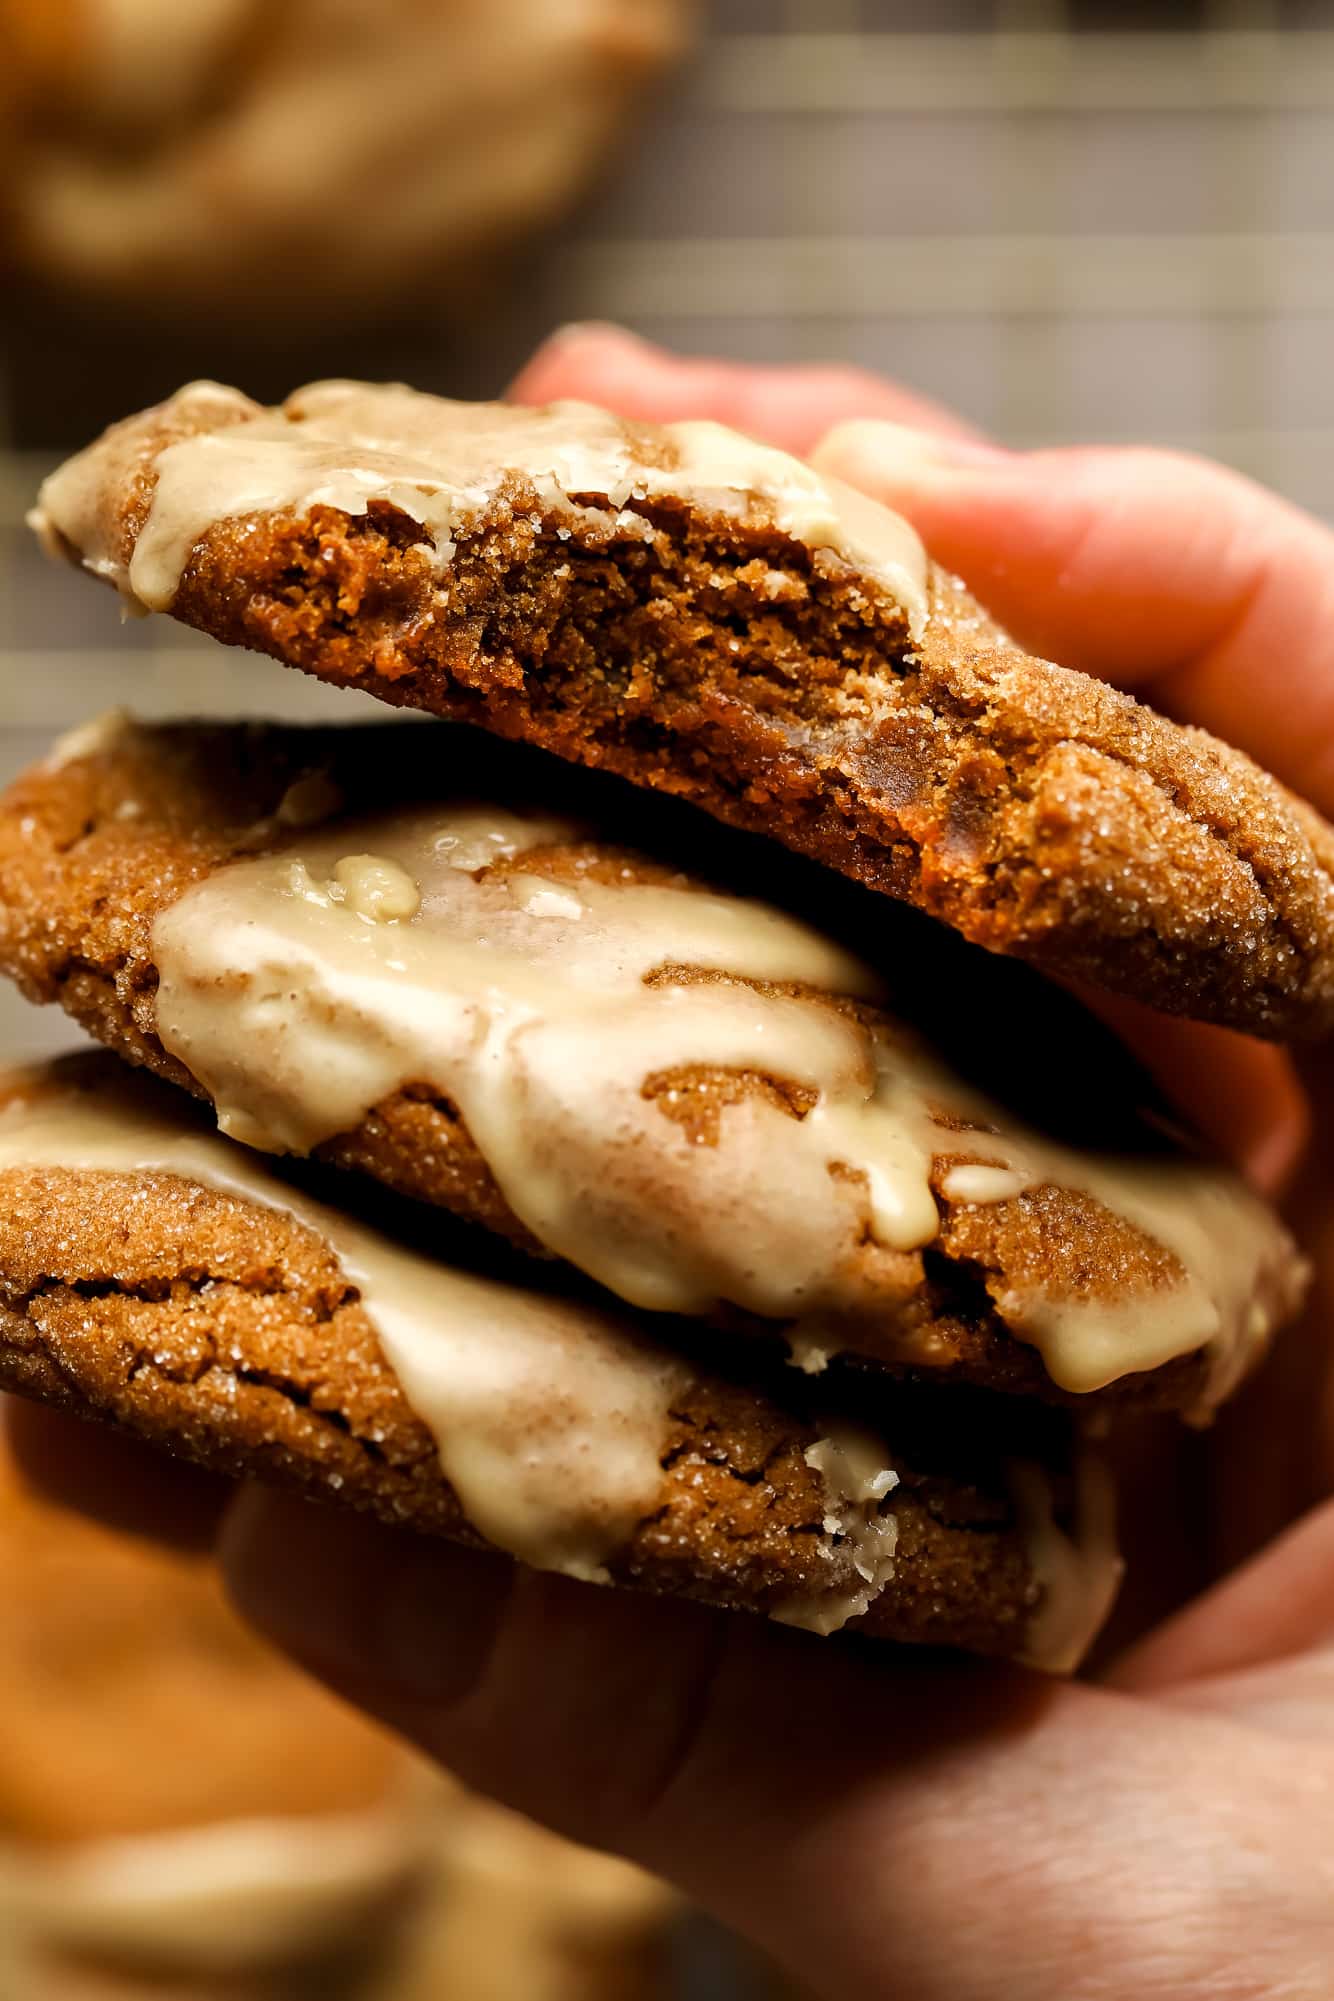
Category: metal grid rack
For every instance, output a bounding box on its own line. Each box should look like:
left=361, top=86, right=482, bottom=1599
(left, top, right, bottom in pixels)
left=1, top=2, right=1331, bottom=746
left=564, top=0, right=1334, bottom=516
left=4, top=0, right=1330, bottom=1048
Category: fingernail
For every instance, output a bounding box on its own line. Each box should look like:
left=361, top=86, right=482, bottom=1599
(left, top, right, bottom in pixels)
left=220, top=1485, right=514, bottom=1707
left=543, top=320, right=650, bottom=354
left=811, top=418, right=1013, bottom=483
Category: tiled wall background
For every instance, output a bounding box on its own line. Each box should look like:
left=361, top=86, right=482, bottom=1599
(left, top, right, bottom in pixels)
left=1, top=0, right=1332, bottom=1063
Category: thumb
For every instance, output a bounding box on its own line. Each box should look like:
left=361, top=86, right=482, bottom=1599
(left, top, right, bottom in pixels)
left=810, top=424, right=1334, bottom=821
left=1107, top=1497, right=1334, bottom=1697
left=218, top=1485, right=1081, bottom=1998
left=221, top=1490, right=1319, bottom=2001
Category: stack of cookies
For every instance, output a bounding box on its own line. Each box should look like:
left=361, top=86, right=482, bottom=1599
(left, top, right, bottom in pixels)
left=0, top=380, right=1322, bottom=1671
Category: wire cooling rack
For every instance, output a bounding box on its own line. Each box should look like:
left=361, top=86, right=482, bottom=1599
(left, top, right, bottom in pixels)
left=5, top=0, right=1333, bottom=695
left=559, top=0, right=1334, bottom=516
left=1, top=5, right=1330, bottom=727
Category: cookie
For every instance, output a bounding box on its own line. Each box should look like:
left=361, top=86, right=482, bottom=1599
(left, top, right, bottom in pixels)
left=0, top=1055, right=1123, bottom=1670
left=0, top=1, right=690, bottom=325
left=29, top=379, right=1334, bottom=1038
left=0, top=1428, right=438, bottom=1991
left=391, top=1782, right=676, bottom=2001
left=0, top=716, right=1304, bottom=1418
left=0, top=1436, right=406, bottom=1846
left=0, top=1431, right=682, bottom=2001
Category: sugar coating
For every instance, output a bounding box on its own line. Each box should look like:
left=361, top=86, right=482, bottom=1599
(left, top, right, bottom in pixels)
left=151, top=792, right=1300, bottom=1411
left=28, top=380, right=1334, bottom=1039
left=0, top=1055, right=1115, bottom=1666
left=0, top=719, right=1307, bottom=1416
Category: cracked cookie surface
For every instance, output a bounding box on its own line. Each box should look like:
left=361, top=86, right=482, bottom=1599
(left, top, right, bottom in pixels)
left=0, top=1056, right=1105, bottom=1664
left=30, top=379, right=1334, bottom=1038
left=0, top=718, right=1306, bottom=1418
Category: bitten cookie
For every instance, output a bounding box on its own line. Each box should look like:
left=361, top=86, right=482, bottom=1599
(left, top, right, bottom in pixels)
left=0, top=718, right=1306, bottom=1418
left=29, top=378, right=1334, bottom=1037
left=0, top=1055, right=1122, bottom=1671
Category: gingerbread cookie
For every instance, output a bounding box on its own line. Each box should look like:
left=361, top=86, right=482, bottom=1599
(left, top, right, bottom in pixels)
left=29, top=378, right=1334, bottom=1036
left=0, top=1055, right=1122, bottom=1670
left=0, top=717, right=1304, bottom=1418
left=0, top=1, right=690, bottom=325
left=0, top=1425, right=432, bottom=1993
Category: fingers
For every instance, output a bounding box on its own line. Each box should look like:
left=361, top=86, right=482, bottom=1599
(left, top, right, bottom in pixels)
left=221, top=1486, right=737, bottom=1850
left=1, top=1393, right=230, bottom=1551
left=811, top=425, right=1334, bottom=819
left=1205, top=1057, right=1334, bottom=1573
left=517, top=335, right=1334, bottom=823
left=510, top=323, right=978, bottom=454
left=219, top=1484, right=1063, bottom=1993
left=222, top=1485, right=1324, bottom=2001
left=1106, top=1496, right=1334, bottom=1695
left=1068, top=989, right=1310, bottom=1199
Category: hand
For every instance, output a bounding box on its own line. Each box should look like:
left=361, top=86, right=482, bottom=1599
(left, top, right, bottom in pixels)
left=16, top=326, right=1334, bottom=1999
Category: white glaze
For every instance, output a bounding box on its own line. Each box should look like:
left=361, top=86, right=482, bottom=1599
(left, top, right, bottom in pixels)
left=1010, top=1456, right=1124, bottom=1675
left=146, top=795, right=1303, bottom=1410
left=0, top=1065, right=685, bottom=1585
left=33, top=379, right=930, bottom=636
left=0, top=1061, right=899, bottom=1635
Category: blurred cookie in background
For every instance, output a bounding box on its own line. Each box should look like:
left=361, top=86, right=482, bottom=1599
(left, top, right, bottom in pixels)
left=0, top=1405, right=697, bottom=1999
left=0, top=0, right=691, bottom=328
left=0, top=1407, right=434, bottom=1998
left=380, top=1784, right=677, bottom=2001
